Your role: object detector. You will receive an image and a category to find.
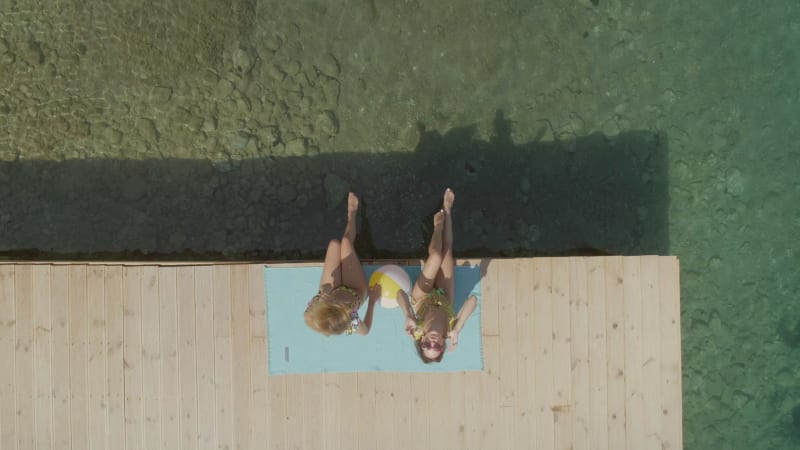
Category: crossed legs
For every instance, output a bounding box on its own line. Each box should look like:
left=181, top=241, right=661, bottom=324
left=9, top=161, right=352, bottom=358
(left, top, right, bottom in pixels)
left=412, top=188, right=455, bottom=303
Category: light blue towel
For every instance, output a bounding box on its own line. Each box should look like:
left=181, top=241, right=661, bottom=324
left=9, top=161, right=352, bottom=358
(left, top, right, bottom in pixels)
left=265, top=264, right=483, bottom=375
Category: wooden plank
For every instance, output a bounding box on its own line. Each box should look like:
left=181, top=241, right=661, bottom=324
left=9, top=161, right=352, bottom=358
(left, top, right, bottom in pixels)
left=87, top=266, right=108, bottom=450
left=461, top=372, right=482, bottom=450
left=659, top=257, right=682, bottom=450
left=158, top=266, right=180, bottom=450
left=265, top=335, right=285, bottom=450
left=105, top=266, right=125, bottom=450
left=478, top=335, right=502, bottom=449
left=123, top=266, right=144, bottom=450
left=33, top=265, right=53, bottom=450
left=392, top=373, right=412, bottom=450
left=514, top=259, right=536, bottom=450
left=481, top=259, right=500, bottom=336
left=374, top=373, right=395, bottom=450
left=624, top=257, right=645, bottom=450
left=178, top=267, right=199, bottom=450
left=587, top=258, right=608, bottom=450
left=52, top=266, right=72, bottom=450
left=195, top=266, right=217, bottom=450
left=552, top=258, right=573, bottom=450
left=408, top=372, right=430, bottom=450
left=249, top=264, right=267, bottom=338
left=231, top=265, right=252, bottom=450
left=604, top=256, right=626, bottom=450
left=213, top=266, right=234, bottom=450
left=357, top=373, right=378, bottom=450
left=341, top=374, right=358, bottom=447
left=14, top=266, right=35, bottom=450
left=533, top=258, right=554, bottom=450
left=141, top=266, right=162, bottom=450
left=569, top=257, right=590, bottom=450
left=69, top=266, right=90, bottom=450
left=640, top=256, right=662, bottom=450
left=285, top=374, right=305, bottom=450
left=497, top=259, right=517, bottom=408
left=429, top=372, right=451, bottom=449
left=450, top=371, right=468, bottom=448
left=302, top=374, right=324, bottom=450
left=249, top=264, right=269, bottom=450
left=0, top=266, right=13, bottom=450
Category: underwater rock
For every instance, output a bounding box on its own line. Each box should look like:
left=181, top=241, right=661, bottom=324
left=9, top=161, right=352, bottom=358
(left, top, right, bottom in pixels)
left=316, top=110, right=339, bottom=136
left=267, top=64, right=285, bottom=82
left=232, top=47, right=255, bottom=75
left=725, top=168, right=745, bottom=196
left=19, top=39, right=44, bottom=65
left=106, top=128, right=123, bottom=145
left=136, top=118, right=159, bottom=142
left=777, top=316, right=800, bottom=347
left=215, top=78, right=234, bottom=98
left=150, top=86, right=173, bottom=104
left=231, top=132, right=251, bottom=152
left=320, top=77, right=340, bottom=108
left=285, top=138, right=307, bottom=156
left=316, top=53, right=340, bottom=78
left=285, top=60, right=301, bottom=77
left=263, top=35, right=282, bottom=52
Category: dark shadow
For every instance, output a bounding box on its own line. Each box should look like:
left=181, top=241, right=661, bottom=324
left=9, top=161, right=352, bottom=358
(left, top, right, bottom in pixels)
left=0, top=110, right=669, bottom=261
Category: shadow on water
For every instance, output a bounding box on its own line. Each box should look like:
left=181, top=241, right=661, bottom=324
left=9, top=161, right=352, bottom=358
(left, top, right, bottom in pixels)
left=0, top=111, right=669, bottom=261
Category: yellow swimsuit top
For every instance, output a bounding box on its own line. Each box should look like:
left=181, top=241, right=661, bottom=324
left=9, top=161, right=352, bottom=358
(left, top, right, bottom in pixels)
left=412, top=288, right=456, bottom=340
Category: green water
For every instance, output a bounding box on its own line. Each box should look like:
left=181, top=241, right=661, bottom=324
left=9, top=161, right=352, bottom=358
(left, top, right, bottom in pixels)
left=1, top=0, right=799, bottom=448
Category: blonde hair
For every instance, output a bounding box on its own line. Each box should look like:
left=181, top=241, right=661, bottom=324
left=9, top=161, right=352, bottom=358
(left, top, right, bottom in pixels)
left=304, top=300, right=351, bottom=336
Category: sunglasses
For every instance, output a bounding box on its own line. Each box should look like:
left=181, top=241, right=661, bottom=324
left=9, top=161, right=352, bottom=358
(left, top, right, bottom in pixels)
left=421, top=340, right=443, bottom=351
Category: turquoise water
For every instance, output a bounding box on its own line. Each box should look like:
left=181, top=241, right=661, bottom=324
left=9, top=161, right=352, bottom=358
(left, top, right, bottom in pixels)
left=1, top=1, right=799, bottom=448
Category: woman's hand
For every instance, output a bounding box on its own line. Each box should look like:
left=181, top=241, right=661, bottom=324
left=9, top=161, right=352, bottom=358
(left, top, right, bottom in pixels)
left=404, top=317, right=417, bottom=338
left=447, top=329, right=459, bottom=352
left=368, top=283, right=381, bottom=305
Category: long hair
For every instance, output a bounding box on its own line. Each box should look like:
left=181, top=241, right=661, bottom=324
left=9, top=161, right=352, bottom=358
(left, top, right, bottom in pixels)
left=304, top=301, right=351, bottom=336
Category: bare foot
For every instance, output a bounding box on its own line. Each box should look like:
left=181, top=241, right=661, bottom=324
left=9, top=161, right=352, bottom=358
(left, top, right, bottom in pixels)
left=442, top=188, right=455, bottom=214
left=347, top=192, right=359, bottom=219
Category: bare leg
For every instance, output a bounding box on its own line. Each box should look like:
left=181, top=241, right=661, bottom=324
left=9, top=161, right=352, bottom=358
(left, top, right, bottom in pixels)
left=319, top=239, right=342, bottom=291
left=340, top=192, right=367, bottom=298
left=435, top=188, right=455, bottom=303
left=412, top=210, right=444, bottom=300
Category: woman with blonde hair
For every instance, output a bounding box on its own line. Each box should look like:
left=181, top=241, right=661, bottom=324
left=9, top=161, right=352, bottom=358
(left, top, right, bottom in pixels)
left=397, top=188, right=477, bottom=362
left=304, top=192, right=378, bottom=336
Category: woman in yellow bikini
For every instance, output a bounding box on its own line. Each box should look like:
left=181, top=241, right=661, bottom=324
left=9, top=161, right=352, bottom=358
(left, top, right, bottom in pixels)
left=396, top=188, right=478, bottom=363
left=304, top=192, right=379, bottom=336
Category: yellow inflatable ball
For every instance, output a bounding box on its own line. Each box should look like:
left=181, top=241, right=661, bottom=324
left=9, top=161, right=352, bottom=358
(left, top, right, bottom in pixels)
left=368, top=264, right=411, bottom=308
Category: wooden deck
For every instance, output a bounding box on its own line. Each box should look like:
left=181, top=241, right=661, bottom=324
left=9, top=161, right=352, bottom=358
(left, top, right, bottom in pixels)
left=0, top=256, right=682, bottom=450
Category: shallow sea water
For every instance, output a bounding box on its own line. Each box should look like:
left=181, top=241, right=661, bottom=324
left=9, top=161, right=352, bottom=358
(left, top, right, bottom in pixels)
left=1, top=0, right=799, bottom=448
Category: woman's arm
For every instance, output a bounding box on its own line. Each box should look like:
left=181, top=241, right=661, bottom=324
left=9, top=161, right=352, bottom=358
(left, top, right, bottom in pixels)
left=357, top=284, right=381, bottom=335
left=447, top=295, right=478, bottom=351
left=396, top=290, right=418, bottom=338
left=396, top=290, right=415, bottom=320
left=453, top=295, right=478, bottom=332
